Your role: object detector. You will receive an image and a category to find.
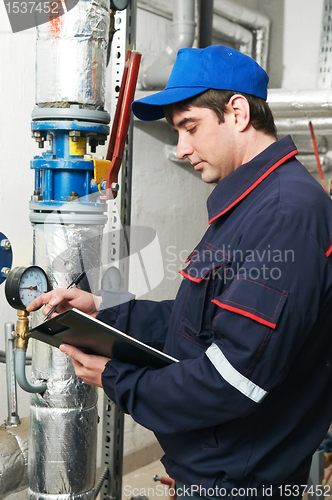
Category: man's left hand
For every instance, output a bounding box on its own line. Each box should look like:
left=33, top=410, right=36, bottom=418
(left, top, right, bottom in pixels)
left=59, top=344, right=110, bottom=387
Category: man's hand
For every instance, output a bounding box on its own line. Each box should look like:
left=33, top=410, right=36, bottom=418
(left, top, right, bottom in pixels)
left=26, top=288, right=102, bottom=318
left=59, top=344, right=110, bottom=387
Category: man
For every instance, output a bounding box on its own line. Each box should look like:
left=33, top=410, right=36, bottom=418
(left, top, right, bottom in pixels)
left=28, top=45, right=332, bottom=499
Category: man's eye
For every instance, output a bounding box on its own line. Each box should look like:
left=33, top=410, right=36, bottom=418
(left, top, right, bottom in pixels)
left=187, top=126, right=196, bottom=134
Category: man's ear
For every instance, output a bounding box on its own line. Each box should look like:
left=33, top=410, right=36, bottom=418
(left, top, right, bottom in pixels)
left=228, top=94, right=250, bottom=132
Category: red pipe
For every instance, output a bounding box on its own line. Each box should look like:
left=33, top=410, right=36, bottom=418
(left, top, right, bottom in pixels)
left=106, top=50, right=131, bottom=162
left=106, top=50, right=141, bottom=199
left=309, top=120, right=327, bottom=192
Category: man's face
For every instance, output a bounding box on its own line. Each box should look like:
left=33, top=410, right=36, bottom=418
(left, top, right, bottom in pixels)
left=172, top=105, right=238, bottom=184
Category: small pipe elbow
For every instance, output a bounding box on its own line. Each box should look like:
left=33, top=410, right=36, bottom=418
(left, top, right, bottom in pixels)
left=139, top=22, right=195, bottom=89
left=15, top=348, right=47, bottom=394
left=139, top=0, right=196, bottom=90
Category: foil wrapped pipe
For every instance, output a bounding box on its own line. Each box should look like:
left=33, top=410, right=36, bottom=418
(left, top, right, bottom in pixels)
left=28, top=404, right=98, bottom=497
left=35, top=0, right=110, bottom=108
left=0, top=417, right=29, bottom=500
left=213, top=13, right=253, bottom=57
left=213, top=0, right=270, bottom=70
left=28, top=216, right=105, bottom=499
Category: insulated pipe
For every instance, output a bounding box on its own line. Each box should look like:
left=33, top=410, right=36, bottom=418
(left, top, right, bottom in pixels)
left=213, top=0, right=270, bottom=69
left=213, top=14, right=253, bottom=57
left=0, top=418, right=29, bottom=499
left=137, top=0, right=172, bottom=20
left=139, top=0, right=195, bottom=89
left=274, top=116, right=332, bottom=135
left=27, top=219, right=103, bottom=499
left=36, top=0, right=110, bottom=108
left=29, top=0, right=110, bottom=494
left=268, top=89, right=332, bottom=135
left=268, top=88, right=332, bottom=117
left=296, top=154, right=332, bottom=174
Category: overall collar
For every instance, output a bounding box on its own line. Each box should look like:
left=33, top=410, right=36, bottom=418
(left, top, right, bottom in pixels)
left=207, top=135, right=298, bottom=224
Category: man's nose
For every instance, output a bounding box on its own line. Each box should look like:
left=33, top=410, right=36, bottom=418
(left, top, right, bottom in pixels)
left=177, top=135, right=193, bottom=160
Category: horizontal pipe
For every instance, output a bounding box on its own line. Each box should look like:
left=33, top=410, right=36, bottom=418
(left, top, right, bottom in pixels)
left=137, top=0, right=172, bottom=20
left=274, top=116, right=332, bottom=135
left=297, top=154, right=332, bottom=173
left=213, top=0, right=270, bottom=69
left=214, top=0, right=270, bottom=29
left=268, top=88, right=332, bottom=117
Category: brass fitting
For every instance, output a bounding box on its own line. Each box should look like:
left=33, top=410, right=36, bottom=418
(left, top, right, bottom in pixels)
left=15, top=310, right=30, bottom=351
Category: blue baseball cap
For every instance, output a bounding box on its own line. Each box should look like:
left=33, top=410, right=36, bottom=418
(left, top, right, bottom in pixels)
left=132, top=45, right=269, bottom=121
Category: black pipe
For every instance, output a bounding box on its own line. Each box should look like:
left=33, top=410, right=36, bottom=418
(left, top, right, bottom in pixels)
left=199, top=0, right=214, bottom=48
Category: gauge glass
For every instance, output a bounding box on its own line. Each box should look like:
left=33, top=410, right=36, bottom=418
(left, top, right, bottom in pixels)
left=110, top=0, right=129, bottom=10
left=102, top=266, right=121, bottom=291
left=19, top=267, right=48, bottom=308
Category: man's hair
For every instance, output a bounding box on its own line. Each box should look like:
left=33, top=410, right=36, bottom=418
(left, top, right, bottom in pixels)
left=164, top=89, right=277, bottom=139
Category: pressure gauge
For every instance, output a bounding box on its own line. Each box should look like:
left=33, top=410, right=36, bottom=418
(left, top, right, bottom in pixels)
left=102, top=266, right=121, bottom=291
left=110, top=0, right=129, bottom=10
left=5, top=266, right=50, bottom=310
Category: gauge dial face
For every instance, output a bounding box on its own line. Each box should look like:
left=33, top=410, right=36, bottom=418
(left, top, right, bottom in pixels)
left=19, top=267, right=49, bottom=308
left=110, top=0, right=129, bottom=10
left=5, top=266, right=49, bottom=310
left=102, top=266, right=121, bottom=291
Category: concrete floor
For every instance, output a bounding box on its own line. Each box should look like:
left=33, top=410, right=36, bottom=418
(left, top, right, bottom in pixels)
left=122, top=459, right=170, bottom=500
left=122, top=461, right=332, bottom=500
left=6, top=459, right=332, bottom=499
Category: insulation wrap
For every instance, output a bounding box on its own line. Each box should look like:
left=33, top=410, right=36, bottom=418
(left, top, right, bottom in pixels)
left=28, top=218, right=104, bottom=498
left=36, top=0, right=110, bottom=108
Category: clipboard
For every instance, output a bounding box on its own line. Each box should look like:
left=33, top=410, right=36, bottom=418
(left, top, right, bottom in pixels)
left=29, top=308, right=178, bottom=369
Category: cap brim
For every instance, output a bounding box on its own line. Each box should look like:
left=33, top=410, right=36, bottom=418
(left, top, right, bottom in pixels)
left=132, top=86, right=209, bottom=121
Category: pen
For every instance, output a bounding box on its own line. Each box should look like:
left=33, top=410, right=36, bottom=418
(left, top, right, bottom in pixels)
left=43, top=271, right=86, bottom=322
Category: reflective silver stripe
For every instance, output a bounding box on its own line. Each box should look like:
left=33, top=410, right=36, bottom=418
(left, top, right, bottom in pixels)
left=205, top=343, right=268, bottom=403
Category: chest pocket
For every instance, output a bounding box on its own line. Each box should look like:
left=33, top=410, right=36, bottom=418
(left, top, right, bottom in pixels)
left=179, top=251, right=232, bottom=338
left=212, top=276, right=289, bottom=330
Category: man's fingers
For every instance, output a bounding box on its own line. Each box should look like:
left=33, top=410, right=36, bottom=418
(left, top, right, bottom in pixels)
left=26, top=291, right=52, bottom=312
left=59, top=344, right=110, bottom=387
left=59, top=344, right=85, bottom=363
left=27, top=289, right=65, bottom=312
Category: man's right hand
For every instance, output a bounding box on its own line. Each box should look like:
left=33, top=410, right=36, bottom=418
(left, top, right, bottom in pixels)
left=26, top=288, right=102, bottom=319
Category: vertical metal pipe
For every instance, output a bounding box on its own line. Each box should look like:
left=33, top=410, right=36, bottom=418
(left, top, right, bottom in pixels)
left=5, top=322, right=20, bottom=426
left=28, top=217, right=106, bottom=499
left=29, top=0, right=111, bottom=493
left=35, top=0, right=110, bottom=108
left=139, top=0, right=195, bottom=89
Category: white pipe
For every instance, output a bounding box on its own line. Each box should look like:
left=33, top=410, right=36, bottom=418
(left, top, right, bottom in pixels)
left=213, top=14, right=253, bottom=57
left=296, top=154, right=332, bottom=173
left=268, top=88, right=332, bottom=117
left=213, top=0, right=270, bottom=69
left=267, top=88, right=332, bottom=135
left=273, top=116, right=332, bottom=135
left=137, top=0, right=172, bottom=20
left=139, top=0, right=196, bottom=90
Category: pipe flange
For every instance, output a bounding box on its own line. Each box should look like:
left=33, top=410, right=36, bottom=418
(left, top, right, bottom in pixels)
left=32, top=105, right=110, bottom=125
